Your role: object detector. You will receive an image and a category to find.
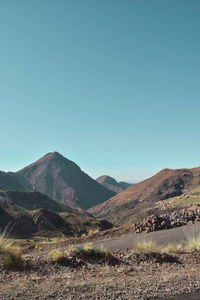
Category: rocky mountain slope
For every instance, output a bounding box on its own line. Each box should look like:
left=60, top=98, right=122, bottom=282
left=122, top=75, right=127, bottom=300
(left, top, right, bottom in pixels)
left=16, top=152, right=115, bottom=210
left=89, top=167, right=200, bottom=225
left=96, top=175, right=131, bottom=193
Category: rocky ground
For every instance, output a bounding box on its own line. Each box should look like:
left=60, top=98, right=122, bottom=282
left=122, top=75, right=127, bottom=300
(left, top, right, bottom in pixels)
left=134, top=207, right=200, bottom=233
left=1, top=246, right=200, bottom=299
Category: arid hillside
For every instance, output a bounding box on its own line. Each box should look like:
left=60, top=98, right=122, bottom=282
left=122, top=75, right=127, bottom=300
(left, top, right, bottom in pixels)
left=17, top=152, right=115, bottom=210
left=0, top=190, right=113, bottom=238
left=96, top=175, right=131, bottom=193
left=89, top=167, right=200, bottom=225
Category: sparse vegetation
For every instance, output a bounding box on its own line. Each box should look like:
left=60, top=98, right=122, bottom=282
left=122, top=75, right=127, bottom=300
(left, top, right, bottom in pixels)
left=48, top=242, right=112, bottom=266
left=133, top=239, right=158, bottom=254
left=184, top=226, right=200, bottom=251
left=162, top=242, right=183, bottom=254
left=74, top=242, right=111, bottom=259
left=87, top=228, right=99, bottom=235
left=48, top=249, right=64, bottom=263
left=133, top=231, right=200, bottom=254
left=134, top=239, right=185, bottom=255
left=133, top=239, right=180, bottom=263
left=162, top=186, right=200, bottom=208
left=0, top=229, right=23, bottom=269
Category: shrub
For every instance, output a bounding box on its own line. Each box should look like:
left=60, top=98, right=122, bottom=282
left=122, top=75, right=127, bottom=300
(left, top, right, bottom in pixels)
left=74, top=242, right=111, bottom=260
left=1, top=250, right=22, bottom=269
left=87, top=228, right=99, bottom=235
left=48, top=249, right=64, bottom=263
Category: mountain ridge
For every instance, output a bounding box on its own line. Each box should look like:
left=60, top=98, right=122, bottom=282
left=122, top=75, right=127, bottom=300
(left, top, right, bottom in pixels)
left=89, top=166, right=200, bottom=224
left=0, top=171, right=32, bottom=191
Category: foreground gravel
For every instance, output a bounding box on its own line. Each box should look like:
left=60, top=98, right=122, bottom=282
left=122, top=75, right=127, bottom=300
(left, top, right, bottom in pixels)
left=1, top=249, right=200, bottom=300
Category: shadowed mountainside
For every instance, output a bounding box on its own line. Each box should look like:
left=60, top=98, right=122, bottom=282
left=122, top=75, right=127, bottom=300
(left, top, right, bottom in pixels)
left=89, top=167, right=200, bottom=225
left=16, top=152, right=116, bottom=210
left=118, top=181, right=131, bottom=190
left=96, top=175, right=131, bottom=193
left=0, top=171, right=32, bottom=191
left=0, top=190, right=79, bottom=214
left=0, top=190, right=113, bottom=238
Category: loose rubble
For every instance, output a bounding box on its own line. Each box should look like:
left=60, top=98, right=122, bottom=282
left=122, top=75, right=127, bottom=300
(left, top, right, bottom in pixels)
left=134, top=208, right=200, bottom=233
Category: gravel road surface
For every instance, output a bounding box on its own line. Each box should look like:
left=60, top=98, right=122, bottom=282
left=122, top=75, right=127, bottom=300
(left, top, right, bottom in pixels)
left=95, top=223, right=200, bottom=250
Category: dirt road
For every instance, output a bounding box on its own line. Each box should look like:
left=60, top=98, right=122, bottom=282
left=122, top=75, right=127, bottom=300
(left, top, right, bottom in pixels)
left=95, top=223, right=200, bottom=250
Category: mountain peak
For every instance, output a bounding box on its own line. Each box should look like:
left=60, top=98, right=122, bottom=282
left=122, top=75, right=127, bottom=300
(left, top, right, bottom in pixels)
left=27, top=151, right=72, bottom=168
left=43, top=151, right=63, bottom=159
left=17, top=152, right=115, bottom=209
left=97, top=175, right=119, bottom=186
left=96, top=175, right=131, bottom=194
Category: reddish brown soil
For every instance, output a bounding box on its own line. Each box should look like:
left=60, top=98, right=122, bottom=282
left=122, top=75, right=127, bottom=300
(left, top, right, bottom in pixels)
left=89, top=167, right=200, bottom=224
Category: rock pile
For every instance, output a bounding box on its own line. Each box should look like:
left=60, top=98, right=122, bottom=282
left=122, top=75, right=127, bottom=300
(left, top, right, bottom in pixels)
left=134, top=208, right=200, bottom=233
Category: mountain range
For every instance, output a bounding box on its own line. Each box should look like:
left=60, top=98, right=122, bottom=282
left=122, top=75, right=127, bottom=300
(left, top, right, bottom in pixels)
left=0, top=152, right=118, bottom=237
left=1, top=151, right=200, bottom=230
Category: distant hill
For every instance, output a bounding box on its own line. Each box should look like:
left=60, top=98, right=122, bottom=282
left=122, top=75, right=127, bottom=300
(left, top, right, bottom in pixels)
left=0, top=190, right=78, bottom=213
left=16, top=152, right=115, bottom=210
left=118, top=181, right=131, bottom=190
left=0, top=204, right=38, bottom=238
left=96, top=175, right=131, bottom=193
left=89, top=167, right=200, bottom=225
left=0, top=190, right=113, bottom=238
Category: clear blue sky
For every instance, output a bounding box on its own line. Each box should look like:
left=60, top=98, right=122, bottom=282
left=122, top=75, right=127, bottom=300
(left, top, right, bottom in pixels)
left=0, top=0, right=200, bottom=182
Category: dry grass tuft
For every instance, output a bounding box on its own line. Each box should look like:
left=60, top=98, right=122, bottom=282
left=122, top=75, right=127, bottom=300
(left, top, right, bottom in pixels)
left=48, top=242, right=114, bottom=266
left=48, top=249, right=64, bottom=263
left=0, top=229, right=23, bottom=269
left=87, top=228, right=99, bottom=235
left=184, top=225, right=200, bottom=251
left=133, top=239, right=158, bottom=254
left=75, top=242, right=110, bottom=259
left=72, top=242, right=113, bottom=262
left=162, top=243, right=183, bottom=254
left=133, top=239, right=180, bottom=263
